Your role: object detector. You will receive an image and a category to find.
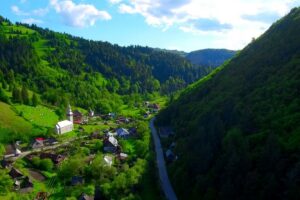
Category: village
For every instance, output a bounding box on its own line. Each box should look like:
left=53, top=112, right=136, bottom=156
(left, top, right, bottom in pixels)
left=1, top=101, right=165, bottom=199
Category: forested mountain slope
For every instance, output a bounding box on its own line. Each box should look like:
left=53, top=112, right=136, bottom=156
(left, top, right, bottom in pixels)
left=186, top=49, right=236, bottom=67
left=157, top=7, right=300, bottom=200
left=0, top=16, right=208, bottom=110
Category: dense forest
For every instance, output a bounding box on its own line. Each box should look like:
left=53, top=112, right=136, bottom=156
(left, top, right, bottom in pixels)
left=186, top=49, right=236, bottom=67
left=0, top=15, right=209, bottom=110
left=157, top=7, right=300, bottom=200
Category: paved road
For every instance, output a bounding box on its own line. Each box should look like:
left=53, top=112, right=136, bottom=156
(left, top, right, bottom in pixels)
left=150, top=117, right=177, bottom=200
left=6, top=136, right=88, bottom=161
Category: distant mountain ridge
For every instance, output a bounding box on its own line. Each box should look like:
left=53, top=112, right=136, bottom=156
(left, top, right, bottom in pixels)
left=186, top=48, right=237, bottom=67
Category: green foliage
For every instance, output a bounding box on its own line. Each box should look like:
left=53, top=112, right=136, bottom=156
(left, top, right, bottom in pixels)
left=158, top=7, right=300, bottom=200
left=0, top=170, right=13, bottom=195
left=32, top=93, right=39, bottom=106
left=0, top=102, right=39, bottom=143
left=0, top=86, right=9, bottom=103
left=32, top=156, right=53, bottom=171
left=21, top=85, right=30, bottom=105
left=0, top=19, right=211, bottom=111
left=12, top=87, right=22, bottom=103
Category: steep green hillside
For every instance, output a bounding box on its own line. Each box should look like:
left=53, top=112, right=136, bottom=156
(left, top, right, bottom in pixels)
left=0, top=102, right=46, bottom=143
left=186, top=49, right=236, bottom=67
left=157, top=7, right=300, bottom=200
left=0, top=16, right=208, bottom=111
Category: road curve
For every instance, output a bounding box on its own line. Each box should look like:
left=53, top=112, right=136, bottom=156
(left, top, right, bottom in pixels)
left=150, top=117, right=177, bottom=200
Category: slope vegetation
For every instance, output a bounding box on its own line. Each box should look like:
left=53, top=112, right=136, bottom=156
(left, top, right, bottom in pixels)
left=157, top=7, right=300, bottom=200
left=0, top=16, right=208, bottom=111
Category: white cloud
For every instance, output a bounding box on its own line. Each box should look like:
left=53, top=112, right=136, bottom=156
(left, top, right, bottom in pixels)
left=20, top=0, right=27, bottom=3
left=21, top=18, right=43, bottom=24
left=114, top=0, right=298, bottom=49
left=109, top=0, right=122, bottom=4
left=11, top=5, right=30, bottom=16
left=33, top=8, right=49, bottom=16
left=50, top=0, right=112, bottom=27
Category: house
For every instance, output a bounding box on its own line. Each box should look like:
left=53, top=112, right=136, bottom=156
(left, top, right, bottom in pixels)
left=170, top=142, right=176, bottom=149
left=104, top=155, right=113, bottom=167
left=14, top=179, right=21, bottom=190
left=85, top=154, right=95, bottom=165
left=14, top=177, right=33, bottom=192
left=108, top=112, right=116, bottom=118
left=21, top=176, right=33, bottom=189
left=73, top=110, right=83, bottom=124
left=1, top=159, right=12, bottom=168
left=144, top=111, right=151, bottom=118
left=4, top=144, right=15, bottom=158
left=117, top=153, right=128, bottom=161
left=116, top=116, right=130, bottom=124
left=44, top=138, right=58, bottom=146
left=71, top=176, right=84, bottom=186
left=9, top=167, right=24, bottom=179
left=159, top=127, right=174, bottom=138
left=103, top=136, right=118, bottom=152
left=165, top=149, right=177, bottom=162
left=15, top=148, right=22, bottom=156
left=116, top=128, right=130, bottom=138
left=105, top=131, right=116, bottom=137
left=129, top=127, right=137, bottom=135
left=89, top=109, right=94, bottom=117
left=78, top=193, right=94, bottom=200
left=144, top=101, right=150, bottom=106
left=32, top=138, right=45, bottom=149
left=15, top=141, right=21, bottom=148
left=149, top=103, right=160, bottom=112
left=55, top=120, right=73, bottom=134
left=40, top=153, right=65, bottom=165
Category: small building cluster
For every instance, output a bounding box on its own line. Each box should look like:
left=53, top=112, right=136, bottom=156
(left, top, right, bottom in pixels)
left=9, top=167, right=33, bottom=192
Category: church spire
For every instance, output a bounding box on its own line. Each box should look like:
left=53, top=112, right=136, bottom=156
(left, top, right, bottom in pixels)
left=67, top=104, right=73, bottom=123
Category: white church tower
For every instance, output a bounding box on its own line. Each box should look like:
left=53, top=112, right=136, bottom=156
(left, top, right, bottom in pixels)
left=67, top=104, right=73, bottom=123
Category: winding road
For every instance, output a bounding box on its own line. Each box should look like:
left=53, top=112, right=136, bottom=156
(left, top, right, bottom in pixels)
left=150, top=117, right=177, bottom=200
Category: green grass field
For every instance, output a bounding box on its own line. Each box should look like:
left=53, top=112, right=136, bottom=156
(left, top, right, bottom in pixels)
left=14, top=105, right=59, bottom=128
left=0, top=102, right=33, bottom=134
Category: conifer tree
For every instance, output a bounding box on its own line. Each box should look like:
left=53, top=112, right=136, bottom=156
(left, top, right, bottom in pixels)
left=0, top=85, right=9, bottom=103
left=21, top=85, right=30, bottom=105
left=12, top=87, right=22, bottom=103
left=32, top=93, right=39, bottom=106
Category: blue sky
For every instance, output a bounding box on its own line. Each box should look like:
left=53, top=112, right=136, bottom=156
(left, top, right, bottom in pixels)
left=0, top=0, right=299, bottom=52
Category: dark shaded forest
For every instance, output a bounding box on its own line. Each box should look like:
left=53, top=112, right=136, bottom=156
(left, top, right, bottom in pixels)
left=157, top=7, right=300, bottom=200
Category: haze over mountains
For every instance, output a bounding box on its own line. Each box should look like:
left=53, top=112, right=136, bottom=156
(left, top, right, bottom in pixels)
left=186, top=49, right=237, bottom=67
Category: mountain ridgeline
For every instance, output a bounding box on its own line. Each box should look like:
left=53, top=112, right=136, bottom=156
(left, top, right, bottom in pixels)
left=0, top=16, right=210, bottom=110
left=157, top=7, right=300, bottom=200
left=186, top=49, right=236, bottom=67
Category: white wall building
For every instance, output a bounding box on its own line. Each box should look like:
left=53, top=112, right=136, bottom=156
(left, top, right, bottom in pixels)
left=55, top=120, right=73, bottom=134
left=55, top=104, right=74, bottom=134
